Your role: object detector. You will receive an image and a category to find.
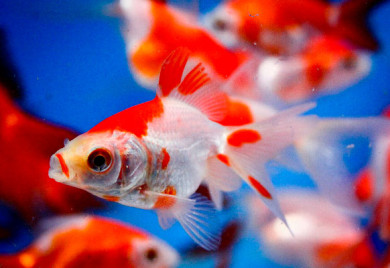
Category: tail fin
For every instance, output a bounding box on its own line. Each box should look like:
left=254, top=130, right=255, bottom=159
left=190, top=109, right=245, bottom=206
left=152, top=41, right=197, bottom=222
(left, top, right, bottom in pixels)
left=337, top=0, right=388, bottom=50
left=220, top=103, right=316, bottom=228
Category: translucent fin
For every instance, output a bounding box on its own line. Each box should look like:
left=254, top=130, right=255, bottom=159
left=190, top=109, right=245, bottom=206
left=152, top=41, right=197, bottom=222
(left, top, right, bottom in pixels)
left=295, top=117, right=390, bottom=212
left=208, top=185, right=223, bottom=210
left=157, top=48, right=228, bottom=121
left=221, top=57, right=262, bottom=100
left=204, top=155, right=242, bottom=209
left=148, top=191, right=221, bottom=251
left=223, top=103, right=316, bottom=231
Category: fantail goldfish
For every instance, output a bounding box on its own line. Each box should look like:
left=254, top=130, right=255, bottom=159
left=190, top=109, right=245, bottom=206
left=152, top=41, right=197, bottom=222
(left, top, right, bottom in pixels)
left=203, top=0, right=385, bottom=55
left=116, top=0, right=247, bottom=89
left=48, top=48, right=315, bottom=250
left=0, top=215, right=179, bottom=268
left=0, top=84, right=102, bottom=222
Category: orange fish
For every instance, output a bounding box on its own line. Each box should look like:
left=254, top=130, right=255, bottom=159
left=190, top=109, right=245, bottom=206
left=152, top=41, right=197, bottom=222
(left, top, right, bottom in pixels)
left=116, top=0, right=248, bottom=89
left=0, top=84, right=102, bottom=222
left=49, top=48, right=315, bottom=250
left=0, top=215, right=179, bottom=268
left=203, top=0, right=385, bottom=55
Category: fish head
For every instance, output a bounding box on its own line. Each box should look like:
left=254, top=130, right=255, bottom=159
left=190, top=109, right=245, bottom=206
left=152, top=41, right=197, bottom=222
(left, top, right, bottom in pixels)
left=49, top=132, right=124, bottom=193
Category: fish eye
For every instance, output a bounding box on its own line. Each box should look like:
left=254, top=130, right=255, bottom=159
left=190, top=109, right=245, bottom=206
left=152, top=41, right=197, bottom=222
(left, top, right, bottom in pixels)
left=213, top=18, right=228, bottom=31
left=342, top=56, right=357, bottom=70
left=87, top=148, right=113, bottom=173
left=144, top=247, right=158, bottom=262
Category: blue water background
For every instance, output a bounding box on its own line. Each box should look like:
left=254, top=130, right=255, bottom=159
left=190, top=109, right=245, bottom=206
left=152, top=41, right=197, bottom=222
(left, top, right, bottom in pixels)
left=0, top=0, right=390, bottom=266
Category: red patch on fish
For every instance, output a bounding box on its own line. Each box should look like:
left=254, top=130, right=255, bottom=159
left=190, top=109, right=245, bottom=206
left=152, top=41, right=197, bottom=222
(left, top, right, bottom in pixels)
left=178, top=63, right=210, bottom=95
left=218, top=98, right=254, bottom=126
left=153, top=186, right=177, bottom=209
left=227, top=129, right=261, bottom=147
left=55, top=153, right=69, bottom=178
left=306, top=63, right=325, bottom=86
left=161, top=148, right=170, bottom=170
left=216, top=154, right=230, bottom=166
left=354, top=169, right=373, bottom=202
left=248, top=176, right=272, bottom=199
left=88, top=97, right=164, bottom=138
left=103, top=195, right=120, bottom=202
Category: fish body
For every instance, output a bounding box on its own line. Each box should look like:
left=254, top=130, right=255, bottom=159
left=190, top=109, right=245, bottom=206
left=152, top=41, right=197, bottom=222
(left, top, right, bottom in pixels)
left=203, top=0, right=384, bottom=55
left=0, top=216, right=179, bottom=268
left=49, top=48, right=314, bottom=250
left=0, top=84, right=102, bottom=221
left=117, top=0, right=247, bottom=88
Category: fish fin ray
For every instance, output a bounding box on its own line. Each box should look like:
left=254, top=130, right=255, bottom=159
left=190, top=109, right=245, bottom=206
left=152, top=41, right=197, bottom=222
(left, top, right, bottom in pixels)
left=157, top=47, right=228, bottom=121
left=149, top=191, right=221, bottom=250
left=223, top=103, right=317, bottom=229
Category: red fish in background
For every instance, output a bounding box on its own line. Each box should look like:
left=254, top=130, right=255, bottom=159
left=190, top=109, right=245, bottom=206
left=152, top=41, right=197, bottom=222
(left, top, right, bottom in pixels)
left=116, top=0, right=248, bottom=89
left=0, top=215, right=179, bottom=268
left=203, top=0, right=386, bottom=55
left=0, top=84, right=102, bottom=222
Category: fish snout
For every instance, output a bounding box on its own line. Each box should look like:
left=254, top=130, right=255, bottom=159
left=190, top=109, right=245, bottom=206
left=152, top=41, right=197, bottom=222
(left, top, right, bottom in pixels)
left=49, top=154, right=70, bottom=182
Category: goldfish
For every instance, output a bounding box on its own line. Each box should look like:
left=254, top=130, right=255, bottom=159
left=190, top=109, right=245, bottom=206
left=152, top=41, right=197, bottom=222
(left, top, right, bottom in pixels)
left=116, top=0, right=247, bottom=89
left=48, top=48, right=315, bottom=250
left=256, top=35, right=371, bottom=104
left=0, top=215, right=179, bottom=268
left=203, top=0, right=385, bottom=55
left=247, top=189, right=378, bottom=267
left=0, top=84, right=102, bottom=222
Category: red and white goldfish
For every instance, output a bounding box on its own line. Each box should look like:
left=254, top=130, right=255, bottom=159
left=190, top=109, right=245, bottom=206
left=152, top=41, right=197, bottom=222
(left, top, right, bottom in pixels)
left=116, top=0, right=247, bottom=89
left=256, top=36, right=371, bottom=104
left=203, top=0, right=384, bottom=55
left=0, top=215, right=179, bottom=268
left=248, top=189, right=378, bottom=267
left=48, top=48, right=315, bottom=250
left=0, top=84, right=102, bottom=222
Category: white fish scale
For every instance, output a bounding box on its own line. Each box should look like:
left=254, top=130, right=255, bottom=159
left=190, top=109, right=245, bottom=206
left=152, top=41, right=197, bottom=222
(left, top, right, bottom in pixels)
left=144, top=98, right=223, bottom=198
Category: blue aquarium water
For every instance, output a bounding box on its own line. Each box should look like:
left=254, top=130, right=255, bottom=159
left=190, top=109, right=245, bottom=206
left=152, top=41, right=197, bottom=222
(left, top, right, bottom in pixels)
left=0, top=0, right=390, bottom=267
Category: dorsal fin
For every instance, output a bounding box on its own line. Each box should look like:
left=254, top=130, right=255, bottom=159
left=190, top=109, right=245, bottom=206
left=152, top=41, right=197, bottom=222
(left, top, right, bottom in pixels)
left=157, top=47, right=228, bottom=122
left=158, top=47, right=190, bottom=96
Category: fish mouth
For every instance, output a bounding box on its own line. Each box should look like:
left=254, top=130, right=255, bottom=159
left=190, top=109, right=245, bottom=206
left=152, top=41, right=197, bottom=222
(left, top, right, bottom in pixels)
left=49, top=154, right=70, bottom=183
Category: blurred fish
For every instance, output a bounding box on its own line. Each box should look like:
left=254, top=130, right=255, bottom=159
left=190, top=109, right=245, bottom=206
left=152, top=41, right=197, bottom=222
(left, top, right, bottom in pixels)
left=352, top=109, right=390, bottom=241
left=0, top=215, right=179, bottom=268
left=248, top=189, right=378, bottom=267
left=49, top=48, right=315, bottom=250
left=0, top=84, right=103, bottom=222
left=115, top=0, right=247, bottom=89
left=256, top=35, right=371, bottom=104
left=203, top=0, right=386, bottom=55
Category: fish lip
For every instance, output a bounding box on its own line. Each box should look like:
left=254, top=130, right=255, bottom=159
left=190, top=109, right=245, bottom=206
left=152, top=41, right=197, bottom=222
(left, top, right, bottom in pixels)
left=48, top=154, right=69, bottom=183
